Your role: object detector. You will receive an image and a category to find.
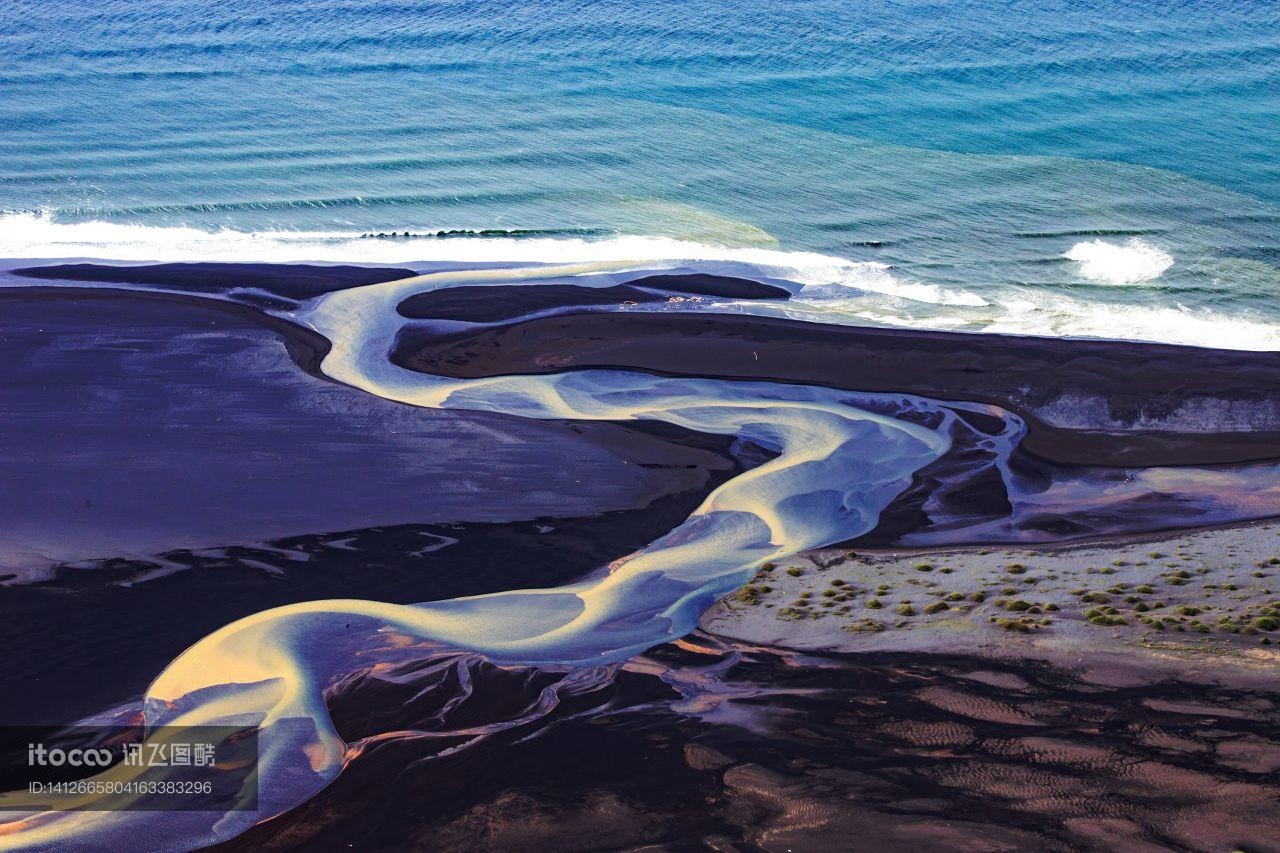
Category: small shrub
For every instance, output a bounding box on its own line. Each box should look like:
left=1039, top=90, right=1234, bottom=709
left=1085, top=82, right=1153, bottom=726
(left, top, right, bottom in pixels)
left=1084, top=608, right=1126, bottom=626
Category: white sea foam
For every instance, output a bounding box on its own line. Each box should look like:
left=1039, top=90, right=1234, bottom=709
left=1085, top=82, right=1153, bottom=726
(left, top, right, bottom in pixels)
left=1064, top=237, right=1174, bottom=284
left=787, top=261, right=989, bottom=307
left=982, top=292, right=1280, bottom=351
left=3, top=212, right=1276, bottom=351
left=0, top=210, right=835, bottom=268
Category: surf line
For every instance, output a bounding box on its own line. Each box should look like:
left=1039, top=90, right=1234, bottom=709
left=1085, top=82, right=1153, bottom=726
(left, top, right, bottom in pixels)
left=1, top=261, right=1015, bottom=851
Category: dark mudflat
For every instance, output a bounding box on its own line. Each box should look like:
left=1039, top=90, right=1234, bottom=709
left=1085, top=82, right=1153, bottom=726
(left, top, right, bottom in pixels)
left=13, top=262, right=419, bottom=301
left=213, top=640, right=1280, bottom=853
left=394, top=310, right=1280, bottom=467
left=395, top=273, right=790, bottom=322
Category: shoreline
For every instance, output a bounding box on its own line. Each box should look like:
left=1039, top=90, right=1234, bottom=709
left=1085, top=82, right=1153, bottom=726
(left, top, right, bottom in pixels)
left=9, top=265, right=1280, bottom=675
left=396, top=306, right=1280, bottom=467
left=701, top=518, right=1280, bottom=688
left=10, top=263, right=1280, bottom=469
left=6, top=266, right=1279, bottom=560
left=1, top=265, right=1277, bottom=850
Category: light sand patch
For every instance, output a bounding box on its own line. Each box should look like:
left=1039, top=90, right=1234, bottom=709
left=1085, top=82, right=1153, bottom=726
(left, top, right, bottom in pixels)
left=701, top=520, right=1280, bottom=679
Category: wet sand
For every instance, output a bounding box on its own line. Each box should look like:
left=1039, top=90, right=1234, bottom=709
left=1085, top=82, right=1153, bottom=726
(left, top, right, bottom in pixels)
left=3, top=264, right=1277, bottom=850
left=0, top=462, right=741, bottom=726
left=0, top=283, right=747, bottom=724
left=12, top=262, right=420, bottom=303
left=0, top=289, right=738, bottom=578
left=395, top=306, right=1280, bottom=467
left=395, top=273, right=790, bottom=321
left=212, top=639, right=1280, bottom=853
left=16, top=264, right=1280, bottom=469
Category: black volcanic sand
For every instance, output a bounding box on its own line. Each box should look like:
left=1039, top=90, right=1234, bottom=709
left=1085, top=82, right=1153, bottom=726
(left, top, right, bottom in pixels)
left=13, top=264, right=789, bottom=319
left=214, top=639, right=1280, bottom=853
left=12, top=262, right=419, bottom=310
left=0, top=455, right=740, bottom=726
left=3, top=264, right=1278, bottom=852
left=19, top=263, right=1279, bottom=467
left=399, top=283, right=680, bottom=321
left=0, top=287, right=748, bottom=724
left=0, top=290, right=740, bottom=571
left=394, top=306, right=1280, bottom=467
left=396, top=273, right=791, bottom=322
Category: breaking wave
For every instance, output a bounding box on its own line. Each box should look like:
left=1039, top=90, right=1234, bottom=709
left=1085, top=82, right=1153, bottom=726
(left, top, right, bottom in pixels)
left=1064, top=237, right=1174, bottom=285
left=3, top=213, right=1277, bottom=350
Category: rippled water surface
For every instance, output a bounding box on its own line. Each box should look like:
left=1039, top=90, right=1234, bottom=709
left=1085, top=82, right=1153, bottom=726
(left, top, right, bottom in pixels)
left=2, top=0, right=1279, bottom=344
left=1, top=3, right=1279, bottom=849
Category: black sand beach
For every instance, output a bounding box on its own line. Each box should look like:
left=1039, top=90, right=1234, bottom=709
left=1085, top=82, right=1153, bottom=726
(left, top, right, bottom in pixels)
left=2, top=263, right=1278, bottom=852
left=210, top=639, right=1280, bottom=852
left=394, top=300, right=1280, bottom=467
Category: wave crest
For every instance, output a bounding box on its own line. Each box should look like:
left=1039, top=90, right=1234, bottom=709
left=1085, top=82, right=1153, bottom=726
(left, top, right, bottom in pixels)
left=1064, top=237, right=1174, bottom=285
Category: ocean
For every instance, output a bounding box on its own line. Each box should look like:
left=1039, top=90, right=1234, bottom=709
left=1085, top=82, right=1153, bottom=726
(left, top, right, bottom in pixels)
left=4, top=4, right=1280, bottom=849
left=2, top=0, right=1278, bottom=348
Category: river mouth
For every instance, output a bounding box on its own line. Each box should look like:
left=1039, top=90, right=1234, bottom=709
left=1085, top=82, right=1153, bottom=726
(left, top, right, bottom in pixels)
left=0, top=260, right=1277, bottom=850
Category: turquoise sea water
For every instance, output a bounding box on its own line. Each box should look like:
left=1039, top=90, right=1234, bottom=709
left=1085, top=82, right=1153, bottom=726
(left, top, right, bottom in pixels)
left=1, top=0, right=1279, bottom=346
left=3, top=6, right=1280, bottom=846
